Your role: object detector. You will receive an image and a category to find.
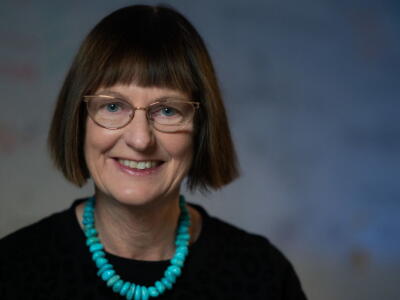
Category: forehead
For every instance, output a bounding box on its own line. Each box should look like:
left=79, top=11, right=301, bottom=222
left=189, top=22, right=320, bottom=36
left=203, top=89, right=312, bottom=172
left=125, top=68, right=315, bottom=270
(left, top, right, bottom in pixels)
left=96, top=84, right=189, bottom=102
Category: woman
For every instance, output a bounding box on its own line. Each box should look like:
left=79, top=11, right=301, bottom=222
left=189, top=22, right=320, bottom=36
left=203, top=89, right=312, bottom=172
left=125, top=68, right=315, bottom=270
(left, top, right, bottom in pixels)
left=0, top=5, right=307, bottom=300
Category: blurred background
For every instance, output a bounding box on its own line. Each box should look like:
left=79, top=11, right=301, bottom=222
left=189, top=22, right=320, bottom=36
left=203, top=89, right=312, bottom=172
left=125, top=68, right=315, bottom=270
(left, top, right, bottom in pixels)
left=1, top=0, right=399, bottom=299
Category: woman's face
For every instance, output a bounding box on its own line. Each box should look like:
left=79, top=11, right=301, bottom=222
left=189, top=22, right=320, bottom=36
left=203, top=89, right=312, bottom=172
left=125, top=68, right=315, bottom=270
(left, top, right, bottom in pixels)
left=84, top=83, right=194, bottom=206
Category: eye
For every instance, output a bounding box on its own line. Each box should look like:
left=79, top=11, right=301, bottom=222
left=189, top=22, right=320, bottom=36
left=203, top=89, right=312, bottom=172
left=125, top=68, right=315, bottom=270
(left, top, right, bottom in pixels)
left=96, top=100, right=128, bottom=114
left=105, top=103, right=120, bottom=113
left=160, top=106, right=177, bottom=117
left=151, top=105, right=181, bottom=119
left=148, top=101, right=186, bottom=125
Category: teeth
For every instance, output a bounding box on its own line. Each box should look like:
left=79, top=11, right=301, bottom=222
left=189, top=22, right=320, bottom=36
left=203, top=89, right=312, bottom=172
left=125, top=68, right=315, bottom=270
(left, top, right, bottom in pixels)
left=119, top=159, right=158, bottom=170
left=130, top=161, right=138, bottom=169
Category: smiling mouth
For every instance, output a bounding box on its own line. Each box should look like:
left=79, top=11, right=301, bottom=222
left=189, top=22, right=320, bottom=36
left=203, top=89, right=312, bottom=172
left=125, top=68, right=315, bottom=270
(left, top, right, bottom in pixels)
left=117, top=159, right=163, bottom=170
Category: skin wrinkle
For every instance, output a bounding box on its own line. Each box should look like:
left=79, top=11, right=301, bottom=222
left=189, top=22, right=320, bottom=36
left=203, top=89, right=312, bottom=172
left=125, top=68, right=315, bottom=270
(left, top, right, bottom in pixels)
left=94, top=188, right=180, bottom=261
left=75, top=195, right=202, bottom=261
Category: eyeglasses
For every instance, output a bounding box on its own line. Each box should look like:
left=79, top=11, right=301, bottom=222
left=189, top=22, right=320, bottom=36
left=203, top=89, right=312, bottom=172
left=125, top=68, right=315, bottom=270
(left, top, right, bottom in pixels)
left=83, top=95, right=200, bottom=132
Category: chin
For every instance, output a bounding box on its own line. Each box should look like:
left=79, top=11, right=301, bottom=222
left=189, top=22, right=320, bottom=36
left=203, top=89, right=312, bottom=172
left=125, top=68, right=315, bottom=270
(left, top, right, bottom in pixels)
left=104, top=186, right=166, bottom=208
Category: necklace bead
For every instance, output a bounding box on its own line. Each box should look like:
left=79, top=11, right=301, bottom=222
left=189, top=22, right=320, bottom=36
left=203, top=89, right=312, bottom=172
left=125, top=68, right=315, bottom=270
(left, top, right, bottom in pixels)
left=83, top=195, right=191, bottom=299
left=120, top=282, right=131, bottom=296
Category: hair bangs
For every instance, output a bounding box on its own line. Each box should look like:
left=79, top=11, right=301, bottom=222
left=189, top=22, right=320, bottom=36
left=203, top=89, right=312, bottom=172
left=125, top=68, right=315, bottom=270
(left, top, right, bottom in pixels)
left=88, top=22, right=199, bottom=97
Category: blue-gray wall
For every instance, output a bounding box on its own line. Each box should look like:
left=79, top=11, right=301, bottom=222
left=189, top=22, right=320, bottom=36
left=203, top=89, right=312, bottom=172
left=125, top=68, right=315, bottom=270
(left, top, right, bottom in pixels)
left=1, top=1, right=399, bottom=299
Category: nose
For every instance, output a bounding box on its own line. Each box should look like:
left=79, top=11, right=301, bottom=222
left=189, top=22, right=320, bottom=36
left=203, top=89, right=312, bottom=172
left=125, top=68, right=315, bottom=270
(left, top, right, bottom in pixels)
left=122, top=109, right=155, bottom=151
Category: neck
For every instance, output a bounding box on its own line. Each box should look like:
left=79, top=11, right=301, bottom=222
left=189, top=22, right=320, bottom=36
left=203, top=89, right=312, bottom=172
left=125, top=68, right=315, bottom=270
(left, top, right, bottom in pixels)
left=91, top=191, right=181, bottom=261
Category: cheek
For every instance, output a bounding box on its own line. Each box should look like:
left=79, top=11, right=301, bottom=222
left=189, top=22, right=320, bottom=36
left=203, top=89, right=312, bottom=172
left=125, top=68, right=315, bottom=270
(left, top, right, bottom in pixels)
left=84, top=120, right=117, bottom=164
left=161, top=133, right=194, bottom=164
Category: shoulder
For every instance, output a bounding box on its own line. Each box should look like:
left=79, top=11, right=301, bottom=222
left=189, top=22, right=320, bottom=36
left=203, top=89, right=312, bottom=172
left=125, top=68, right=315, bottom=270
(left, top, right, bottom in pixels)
left=189, top=203, right=308, bottom=299
left=0, top=200, right=94, bottom=299
left=0, top=211, right=62, bottom=250
left=207, top=211, right=291, bottom=268
left=194, top=203, right=287, bottom=261
left=0, top=200, right=82, bottom=258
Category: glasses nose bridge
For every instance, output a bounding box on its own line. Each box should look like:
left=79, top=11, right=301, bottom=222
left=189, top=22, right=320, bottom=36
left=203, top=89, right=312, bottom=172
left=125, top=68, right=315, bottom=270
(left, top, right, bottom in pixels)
left=131, top=105, right=151, bottom=122
left=134, top=106, right=147, bottom=111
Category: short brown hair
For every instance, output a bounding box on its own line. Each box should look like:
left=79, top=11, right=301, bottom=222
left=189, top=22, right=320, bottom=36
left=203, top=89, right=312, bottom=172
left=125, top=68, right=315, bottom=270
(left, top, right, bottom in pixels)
left=48, top=4, right=239, bottom=192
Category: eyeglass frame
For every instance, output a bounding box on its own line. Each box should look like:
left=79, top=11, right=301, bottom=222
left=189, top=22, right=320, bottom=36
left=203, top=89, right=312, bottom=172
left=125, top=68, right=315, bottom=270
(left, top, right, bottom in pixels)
left=82, top=94, right=200, bottom=132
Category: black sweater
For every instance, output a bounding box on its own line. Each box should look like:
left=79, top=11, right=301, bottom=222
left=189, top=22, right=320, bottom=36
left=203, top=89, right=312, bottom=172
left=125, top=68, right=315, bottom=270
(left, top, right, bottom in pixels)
left=0, top=199, right=307, bottom=300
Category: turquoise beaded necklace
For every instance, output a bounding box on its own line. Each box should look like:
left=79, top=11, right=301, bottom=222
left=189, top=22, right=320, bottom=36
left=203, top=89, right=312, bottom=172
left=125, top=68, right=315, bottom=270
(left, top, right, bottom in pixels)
left=83, top=195, right=191, bottom=300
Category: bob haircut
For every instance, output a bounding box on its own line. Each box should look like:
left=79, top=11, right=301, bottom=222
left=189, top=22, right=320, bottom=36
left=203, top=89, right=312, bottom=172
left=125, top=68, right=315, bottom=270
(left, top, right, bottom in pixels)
left=48, top=4, right=239, bottom=192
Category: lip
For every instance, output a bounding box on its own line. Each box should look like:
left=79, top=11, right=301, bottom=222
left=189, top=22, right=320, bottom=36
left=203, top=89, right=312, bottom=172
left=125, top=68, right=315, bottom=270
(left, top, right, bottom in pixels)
left=113, top=158, right=164, bottom=176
